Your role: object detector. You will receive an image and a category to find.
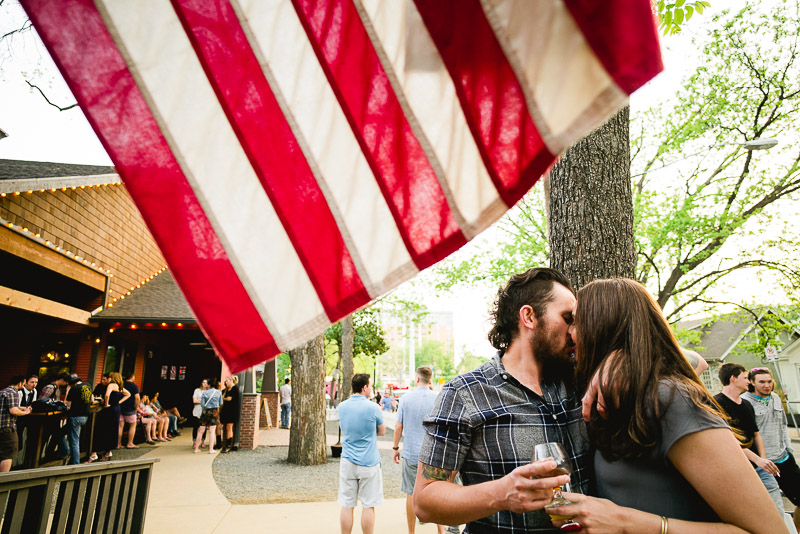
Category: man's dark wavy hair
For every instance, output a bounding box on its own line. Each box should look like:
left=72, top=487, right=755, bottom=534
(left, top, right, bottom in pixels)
left=487, top=267, right=573, bottom=352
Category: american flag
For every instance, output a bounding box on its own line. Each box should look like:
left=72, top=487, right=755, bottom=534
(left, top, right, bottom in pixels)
left=22, top=0, right=662, bottom=372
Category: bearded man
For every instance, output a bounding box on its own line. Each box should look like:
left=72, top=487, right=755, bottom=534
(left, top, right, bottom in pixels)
left=413, top=267, right=589, bottom=533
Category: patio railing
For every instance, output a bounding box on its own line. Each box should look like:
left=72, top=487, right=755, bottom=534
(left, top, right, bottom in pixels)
left=0, top=458, right=158, bottom=534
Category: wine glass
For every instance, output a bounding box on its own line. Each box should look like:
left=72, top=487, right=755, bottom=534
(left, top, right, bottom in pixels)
left=533, top=442, right=579, bottom=530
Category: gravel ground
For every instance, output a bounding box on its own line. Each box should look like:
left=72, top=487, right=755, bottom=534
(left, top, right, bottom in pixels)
left=212, top=421, right=403, bottom=505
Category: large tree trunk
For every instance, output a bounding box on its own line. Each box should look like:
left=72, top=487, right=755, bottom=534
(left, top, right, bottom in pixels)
left=548, top=107, right=636, bottom=289
left=288, top=335, right=327, bottom=465
left=339, top=315, right=355, bottom=404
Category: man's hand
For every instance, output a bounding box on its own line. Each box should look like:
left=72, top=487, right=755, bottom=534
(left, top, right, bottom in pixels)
left=393, top=448, right=401, bottom=464
left=492, top=460, right=571, bottom=514
left=754, top=456, right=780, bottom=477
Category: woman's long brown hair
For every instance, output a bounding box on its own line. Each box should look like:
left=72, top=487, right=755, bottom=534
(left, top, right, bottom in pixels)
left=574, top=278, right=725, bottom=461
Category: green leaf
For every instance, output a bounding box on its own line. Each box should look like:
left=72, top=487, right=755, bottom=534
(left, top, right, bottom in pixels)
left=675, top=0, right=686, bottom=6
left=657, top=1, right=665, bottom=11
left=674, top=8, right=684, bottom=25
left=663, top=10, right=673, bottom=25
left=686, top=6, right=694, bottom=20
left=696, top=3, right=704, bottom=14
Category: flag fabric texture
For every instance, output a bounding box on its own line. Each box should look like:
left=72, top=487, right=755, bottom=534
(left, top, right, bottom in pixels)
left=23, top=0, right=662, bottom=372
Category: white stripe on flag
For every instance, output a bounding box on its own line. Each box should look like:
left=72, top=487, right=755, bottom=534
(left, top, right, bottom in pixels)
left=358, top=0, right=508, bottom=235
left=484, top=0, right=628, bottom=155
left=235, top=0, right=418, bottom=298
left=97, top=0, right=329, bottom=349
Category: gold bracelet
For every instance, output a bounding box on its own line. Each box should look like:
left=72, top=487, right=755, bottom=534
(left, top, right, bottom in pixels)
left=661, top=516, right=669, bottom=534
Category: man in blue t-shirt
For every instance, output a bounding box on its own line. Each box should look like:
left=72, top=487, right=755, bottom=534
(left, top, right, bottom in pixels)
left=119, top=372, right=140, bottom=449
left=337, top=373, right=385, bottom=534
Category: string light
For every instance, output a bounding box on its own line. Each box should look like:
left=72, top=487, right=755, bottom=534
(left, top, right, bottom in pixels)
left=1, top=217, right=111, bottom=276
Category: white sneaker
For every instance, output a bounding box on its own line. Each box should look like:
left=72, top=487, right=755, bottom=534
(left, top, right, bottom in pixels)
left=208, top=448, right=217, bottom=454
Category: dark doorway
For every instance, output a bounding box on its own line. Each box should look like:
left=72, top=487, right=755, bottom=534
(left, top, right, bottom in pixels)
left=140, top=334, right=221, bottom=418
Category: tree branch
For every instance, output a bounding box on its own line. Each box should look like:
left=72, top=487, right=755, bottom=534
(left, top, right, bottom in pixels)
left=24, top=80, right=79, bottom=111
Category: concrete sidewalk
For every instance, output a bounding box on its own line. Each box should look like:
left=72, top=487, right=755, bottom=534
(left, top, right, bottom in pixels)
left=141, top=419, right=442, bottom=534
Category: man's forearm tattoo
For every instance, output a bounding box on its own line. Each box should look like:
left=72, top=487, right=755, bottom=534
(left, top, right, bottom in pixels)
left=422, top=465, right=453, bottom=481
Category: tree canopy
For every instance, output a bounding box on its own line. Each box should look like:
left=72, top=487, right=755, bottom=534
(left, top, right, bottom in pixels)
left=432, top=1, right=800, bottom=326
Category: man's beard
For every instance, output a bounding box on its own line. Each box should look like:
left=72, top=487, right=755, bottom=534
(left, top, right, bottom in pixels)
left=531, top=321, right=574, bottom=382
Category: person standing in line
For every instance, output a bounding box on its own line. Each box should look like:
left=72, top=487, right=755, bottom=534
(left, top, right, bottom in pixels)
left=743, top=367, right=800, bottom=531
left=192, top=379, right=209, bottom=446
left=0, top=376, right=32, bottom=472
left=58, top=373, right=93, bottom=465
left=279, top=378, right=292, bottom=429
left=714, top=363, right=784, bottom=514
left=220, top=376, right=240, bottom=453
left=40, top=373, right=69, bottom=400
left=194, top=378, right=223, bottom=454
left=87, top=372, right=129, bottom=463
left=338, top=373, right=385, bottom=534
left=392, top=366, right=446, bottom=534
left=16, top=375, right=38, bottom=465
left=119, top=372, right=140, bottom=449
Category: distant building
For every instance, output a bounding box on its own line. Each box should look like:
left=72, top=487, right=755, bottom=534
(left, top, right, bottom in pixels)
left=380, top=311, right=454, bottom=384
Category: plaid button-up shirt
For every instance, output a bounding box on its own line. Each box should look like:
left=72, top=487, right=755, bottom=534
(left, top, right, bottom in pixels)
left=419, top=353, right=590, bottom=533
left=0, top=386, right=21, bottom=430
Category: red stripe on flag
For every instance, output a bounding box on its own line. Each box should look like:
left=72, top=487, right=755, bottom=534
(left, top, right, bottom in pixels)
left=292, top=0, right=466, bottom=269
left=413, top=0, right=554, bottom=208
left=171, top=0, right=370, bottom=320
left=564, top=0, right=663, bottom=95
left=21, top=0, right=279, bottom=371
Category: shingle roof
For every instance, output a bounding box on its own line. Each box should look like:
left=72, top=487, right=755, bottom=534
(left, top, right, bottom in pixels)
left=93, top=270, right=197, bottom=322
left=0, top=159, right=114, bottom=180
left=679, top=309, right=800, bottom=361
left=681, top=317, right=750, bottom=361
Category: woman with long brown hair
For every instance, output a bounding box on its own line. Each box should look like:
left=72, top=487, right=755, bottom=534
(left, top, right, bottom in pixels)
left=548, top=278, right=786, bottom=533
left=88, top=371, right=130, bottom=462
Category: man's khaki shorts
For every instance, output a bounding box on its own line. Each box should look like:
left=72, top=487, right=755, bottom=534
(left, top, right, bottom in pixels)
left=401, top=457, right=418, bottom=495
left=338, top=458, right=384, bottom=508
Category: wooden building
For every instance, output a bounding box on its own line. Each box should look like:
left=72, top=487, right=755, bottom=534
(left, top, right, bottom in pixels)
left=0, top=159, right=223, bottom=416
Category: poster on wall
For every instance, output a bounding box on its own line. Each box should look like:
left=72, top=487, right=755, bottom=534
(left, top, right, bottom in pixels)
left=160, top=366, right=168, bottom=380
left=178, top=366, right=186, bottom=381
left=169, top=366, right=177, bottom=380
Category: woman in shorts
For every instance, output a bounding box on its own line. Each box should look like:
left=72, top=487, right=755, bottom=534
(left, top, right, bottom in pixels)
left=193, top=378, right=222, bottom=454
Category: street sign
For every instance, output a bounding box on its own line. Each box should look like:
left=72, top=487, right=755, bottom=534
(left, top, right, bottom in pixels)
left=765, top=345, right=779, bottom=361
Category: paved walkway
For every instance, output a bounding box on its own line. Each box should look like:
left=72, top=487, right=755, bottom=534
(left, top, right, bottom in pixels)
left=141, top=412, right=441, bottom=534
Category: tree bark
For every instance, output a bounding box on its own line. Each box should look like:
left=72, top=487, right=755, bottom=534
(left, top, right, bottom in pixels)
left=548, top=107, right=636, bottom=289
left=339, top=315, right=355, bottom=405
left=287, top=335, right=327, bottom=465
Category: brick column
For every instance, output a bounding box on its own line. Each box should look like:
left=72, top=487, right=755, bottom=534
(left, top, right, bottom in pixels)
left=259, top=392, right=279, bottom=429
left=239, top=393, right=260, bottom=450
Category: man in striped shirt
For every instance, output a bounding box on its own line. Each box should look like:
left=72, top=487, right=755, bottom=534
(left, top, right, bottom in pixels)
left=414, top=268, right=589, bottom=533
left=0, top=376, right=32, bottom=472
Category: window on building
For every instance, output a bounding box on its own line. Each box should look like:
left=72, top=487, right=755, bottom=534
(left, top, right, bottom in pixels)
left=700, top=368, right=715, bottom=392
left=36, top=334, right=78, bottom=380
left=104, top=338, right=138, bottom=377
